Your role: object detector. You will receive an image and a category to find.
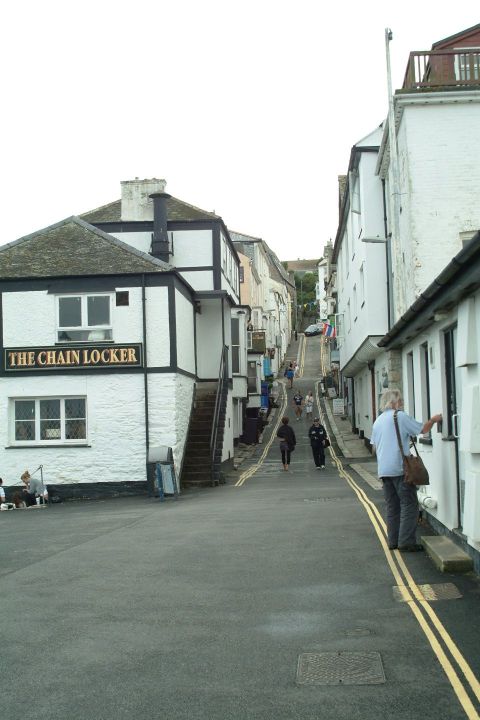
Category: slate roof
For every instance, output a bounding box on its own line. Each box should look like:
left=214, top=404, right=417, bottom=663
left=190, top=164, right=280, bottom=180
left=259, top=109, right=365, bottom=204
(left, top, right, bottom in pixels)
left=81, top=196, right=220, bottom=224
left=0, top=217, right=170, bottom=279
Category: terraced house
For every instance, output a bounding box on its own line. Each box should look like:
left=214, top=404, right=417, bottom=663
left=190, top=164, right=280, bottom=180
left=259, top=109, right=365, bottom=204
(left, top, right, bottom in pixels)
left=0, top=178, right=248, bottom=498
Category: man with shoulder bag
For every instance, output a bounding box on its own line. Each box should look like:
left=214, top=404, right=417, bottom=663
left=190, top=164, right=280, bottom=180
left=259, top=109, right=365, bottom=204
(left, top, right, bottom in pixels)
left=371, top=389, right=442, bottom=553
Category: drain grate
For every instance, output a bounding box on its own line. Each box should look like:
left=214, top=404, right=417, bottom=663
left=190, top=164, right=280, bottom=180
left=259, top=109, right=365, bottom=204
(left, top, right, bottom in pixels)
left=393, top=583, right=462, bottom=603
left=296, top=652, right=385, bottom=686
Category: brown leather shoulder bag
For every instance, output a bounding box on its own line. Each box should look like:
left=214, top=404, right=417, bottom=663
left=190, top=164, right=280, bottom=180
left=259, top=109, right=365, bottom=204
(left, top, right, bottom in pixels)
left=393, top=411, right=430, bottom=486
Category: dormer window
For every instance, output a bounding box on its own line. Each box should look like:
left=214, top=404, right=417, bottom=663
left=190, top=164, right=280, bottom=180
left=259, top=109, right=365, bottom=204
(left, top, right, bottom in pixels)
left=57, top=294, right=112, bottom=342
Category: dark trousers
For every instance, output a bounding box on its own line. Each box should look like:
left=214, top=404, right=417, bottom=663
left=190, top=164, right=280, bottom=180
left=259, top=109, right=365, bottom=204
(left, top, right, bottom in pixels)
left=311, top=443, right=325, bottom=467
left=281, top=448, right=291, bottom=465
left=382, top=476, right=418, bottom=548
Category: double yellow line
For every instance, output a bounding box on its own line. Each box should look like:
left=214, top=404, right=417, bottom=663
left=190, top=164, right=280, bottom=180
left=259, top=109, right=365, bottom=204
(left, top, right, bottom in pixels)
left=315, top=378, right=480, bottom=719
left=235, top=337, right=307, bottom=487
left=234, top=383, right=288, bottom=487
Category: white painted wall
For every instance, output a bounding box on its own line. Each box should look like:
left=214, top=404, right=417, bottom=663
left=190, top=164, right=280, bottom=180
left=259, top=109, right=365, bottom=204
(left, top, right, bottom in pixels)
left=396, top=290, right=480, bottom=552
left=0, top=373, right=147, bottom=487
left=3, top=291, right=56, bottom=346
left=110, top=231, right=151, bottom=254
left=175, top=289, right=195, bottom=374
left=178, top=270, right=214, bottom=291
left=1, top=370, right=195, bottom=491
left=196, top=299, right=224, bottom=378
left=171, top=229, right=213, bottom=267
left=147, top=372, right=195, bottom=488
left=337, top=147, right=387, bottom=372
left=386, top=94, right=480, bottom=319
left=145, top=286, right=170, bottom=366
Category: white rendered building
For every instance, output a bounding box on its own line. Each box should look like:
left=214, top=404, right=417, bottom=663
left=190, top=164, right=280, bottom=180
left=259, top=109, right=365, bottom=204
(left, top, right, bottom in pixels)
left=0, top=179, right=247, bottom=497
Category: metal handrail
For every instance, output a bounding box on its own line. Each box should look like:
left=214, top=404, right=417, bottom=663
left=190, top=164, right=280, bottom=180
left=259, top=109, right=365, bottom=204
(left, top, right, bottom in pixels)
left=210, top=345, right=229, bottom=480
left=402, top=49, right=480, bottom=91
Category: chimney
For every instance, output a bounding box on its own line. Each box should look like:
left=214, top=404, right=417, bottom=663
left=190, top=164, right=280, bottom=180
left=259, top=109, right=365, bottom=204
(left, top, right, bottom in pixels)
left=120, top=178, right=167, bottom=221
left=150, top=190, right=172, bottom=262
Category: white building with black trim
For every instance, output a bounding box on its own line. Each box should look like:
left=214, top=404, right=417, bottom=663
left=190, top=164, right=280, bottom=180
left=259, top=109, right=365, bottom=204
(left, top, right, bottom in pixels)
left=0, top=179, right=247, bottom=498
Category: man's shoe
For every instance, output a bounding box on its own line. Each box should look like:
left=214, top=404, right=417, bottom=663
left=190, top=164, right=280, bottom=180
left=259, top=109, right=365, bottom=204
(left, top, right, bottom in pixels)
left=398, top=544, right=424, bottom=553
left=320, top=465, right=325, bottom=469
left=388, top=544, right=398, bottom=550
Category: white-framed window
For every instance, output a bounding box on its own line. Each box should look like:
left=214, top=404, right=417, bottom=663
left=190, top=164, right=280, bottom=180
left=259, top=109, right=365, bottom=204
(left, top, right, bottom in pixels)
left=231, top=318, right=240, bottom=374
left=57, top=294, right=112, bottom=342
left=222, top=237, right=227, bottom=273
left=12, top=397, right=87, bottom=445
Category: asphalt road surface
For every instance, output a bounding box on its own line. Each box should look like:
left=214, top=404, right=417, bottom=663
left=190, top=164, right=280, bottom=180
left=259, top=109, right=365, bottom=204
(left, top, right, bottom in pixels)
left=2, top=335, right=479, bottom=720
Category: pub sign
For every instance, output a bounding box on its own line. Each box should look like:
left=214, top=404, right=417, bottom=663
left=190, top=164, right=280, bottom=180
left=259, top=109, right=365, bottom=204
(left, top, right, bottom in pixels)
left=4, top=344, right=143, bottom=371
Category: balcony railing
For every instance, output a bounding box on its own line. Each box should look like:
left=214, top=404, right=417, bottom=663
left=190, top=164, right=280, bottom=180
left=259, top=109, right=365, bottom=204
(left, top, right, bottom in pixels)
left=402, top=49, right=480, bottom=91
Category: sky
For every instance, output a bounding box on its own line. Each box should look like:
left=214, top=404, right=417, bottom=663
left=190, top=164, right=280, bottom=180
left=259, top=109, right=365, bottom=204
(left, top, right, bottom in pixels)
left=1, top=1, right=479, bottom=261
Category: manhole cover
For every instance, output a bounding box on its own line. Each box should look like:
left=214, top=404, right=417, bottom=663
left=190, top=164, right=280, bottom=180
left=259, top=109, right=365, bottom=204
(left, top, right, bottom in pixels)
left=296, top=652, right=385, bottom=686
left=393, top=583, right=462, bottom=602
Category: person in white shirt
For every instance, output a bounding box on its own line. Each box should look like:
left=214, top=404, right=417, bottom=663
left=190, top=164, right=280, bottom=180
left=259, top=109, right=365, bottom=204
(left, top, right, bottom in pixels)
left=0, top=478, right=5, bottom=503
left=304, top=391, right=314, bottom=418
left=371, top=389, right=442, bottom=553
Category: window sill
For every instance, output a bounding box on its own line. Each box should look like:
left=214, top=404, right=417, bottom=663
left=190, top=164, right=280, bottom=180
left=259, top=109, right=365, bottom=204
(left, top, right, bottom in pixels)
left=55, top=340, right=111, bottom=346
left=6, top=444, right=91, bottom=449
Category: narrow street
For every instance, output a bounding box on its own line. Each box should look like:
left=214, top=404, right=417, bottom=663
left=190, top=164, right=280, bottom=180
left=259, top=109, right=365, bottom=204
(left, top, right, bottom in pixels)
left=1, top=335, right=479, bottom=720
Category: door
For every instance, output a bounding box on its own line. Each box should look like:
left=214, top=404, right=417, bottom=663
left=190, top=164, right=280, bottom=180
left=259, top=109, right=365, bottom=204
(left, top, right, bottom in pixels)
left=444, top=327, right=465, bottom=528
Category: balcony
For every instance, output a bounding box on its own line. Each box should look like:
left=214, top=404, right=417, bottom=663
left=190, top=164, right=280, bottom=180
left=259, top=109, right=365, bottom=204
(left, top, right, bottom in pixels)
left=401, top=49, right=480, bottom=92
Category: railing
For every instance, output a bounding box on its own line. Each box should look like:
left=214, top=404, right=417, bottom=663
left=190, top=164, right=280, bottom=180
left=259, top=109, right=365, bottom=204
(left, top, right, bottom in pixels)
left=402, top=49, right=480, bottom=91
left=210, top=345, right=229, bottom=485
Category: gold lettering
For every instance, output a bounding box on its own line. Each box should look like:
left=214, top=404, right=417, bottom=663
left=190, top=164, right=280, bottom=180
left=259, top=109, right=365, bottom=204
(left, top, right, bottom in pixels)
left=27, top=351, right=35, bottom=366
left=101, top=349, right=110, bottom=363
left=70, top=349, right=80, bottom=365
left=82, top=349, right=91, bottom=365
left=109, top=348, right=120, bottom=363
left=127, top=348, right=137, bottom=364
left=90, top=349, right=100, bottom=364
left=37, top=351, right=47, bottom=366
left=119, top=348, right=128, bottom=363
left=46, top=350, right=56, bottom=366
left=8, top=352, right=17, bottom=367
left=17, top=352, right=28, bottom=367
left=56, top=351, right=66, bottom=365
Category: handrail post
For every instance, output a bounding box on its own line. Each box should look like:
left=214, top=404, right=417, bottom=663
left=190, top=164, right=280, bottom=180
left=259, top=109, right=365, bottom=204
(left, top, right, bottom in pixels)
left=210, top=345, right=229, bottom=485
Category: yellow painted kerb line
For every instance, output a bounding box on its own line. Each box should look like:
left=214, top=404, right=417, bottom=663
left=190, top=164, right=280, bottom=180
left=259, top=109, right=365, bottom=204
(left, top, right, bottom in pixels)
left=234, top=382, right=288, bottom=487
left=315, top=377, right=479, bottom=720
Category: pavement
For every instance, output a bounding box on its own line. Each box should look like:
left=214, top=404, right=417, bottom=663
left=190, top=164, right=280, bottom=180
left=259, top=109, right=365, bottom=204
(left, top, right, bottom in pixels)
left=1, top=334, right=480, bottom=720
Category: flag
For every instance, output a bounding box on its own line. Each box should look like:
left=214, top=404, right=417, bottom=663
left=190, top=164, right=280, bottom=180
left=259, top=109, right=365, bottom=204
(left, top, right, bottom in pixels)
left=322, top=322, right=336, bottom=338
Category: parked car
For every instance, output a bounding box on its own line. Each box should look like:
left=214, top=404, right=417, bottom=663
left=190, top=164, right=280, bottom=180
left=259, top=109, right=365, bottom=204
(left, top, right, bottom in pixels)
left=304, top=324, right=322, bottom=336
